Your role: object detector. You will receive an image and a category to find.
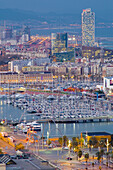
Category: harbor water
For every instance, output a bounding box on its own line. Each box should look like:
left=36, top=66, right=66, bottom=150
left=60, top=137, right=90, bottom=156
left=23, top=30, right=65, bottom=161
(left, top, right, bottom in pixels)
left=0, top=99, right=113, bottom=138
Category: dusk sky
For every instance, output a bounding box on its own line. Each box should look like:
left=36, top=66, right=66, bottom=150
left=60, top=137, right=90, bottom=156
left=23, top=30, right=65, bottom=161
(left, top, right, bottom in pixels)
left=0, top=0, right=113, bottom=14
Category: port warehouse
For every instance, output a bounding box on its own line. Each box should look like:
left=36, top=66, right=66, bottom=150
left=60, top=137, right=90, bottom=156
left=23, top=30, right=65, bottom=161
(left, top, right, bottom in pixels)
left=82, top=132, right=112, bottom=143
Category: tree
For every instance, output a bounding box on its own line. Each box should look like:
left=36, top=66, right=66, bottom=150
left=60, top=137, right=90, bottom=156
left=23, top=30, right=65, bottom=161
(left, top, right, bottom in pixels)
left=89, top=137, right=98, bottom=147
left=106, top=152, right=110, bottom=167
left=110, top=153, right=113, bottom=168
left=88, top=139, right=93, bottom=151
left=47, top=140, right=51, bottom=145
left=96, top=151, right=101, bottom=164
left=58, top=136, right=68, bottom=147
left=63, top=136, right=68, bottom=147
left=0, top=149, right=3, bottom=154
left=15, top=143, right=24, bottom=151
left=99, top=139, right=105, bottom=149
left=85, top=153, right=89, bottom=170
left=89, top=139, right=93, bottom=147
left=100, top=149, right=104, bottom=162
left=80, top=137, right=84, bottom=148
left=72, top=137, right=79, bottom=148
left=78, top=150, right=82, bottom=160
left=73, top=146, right=79, bottom=153
left=85, top=153, right=89, bottom=163
left=58, top=137, right=62, bottom=146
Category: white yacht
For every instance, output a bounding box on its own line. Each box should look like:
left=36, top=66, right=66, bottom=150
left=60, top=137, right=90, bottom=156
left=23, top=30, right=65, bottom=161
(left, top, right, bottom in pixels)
left=27, top=107, right=37, bottom=113
left=30, top=121, right=41, bottom=131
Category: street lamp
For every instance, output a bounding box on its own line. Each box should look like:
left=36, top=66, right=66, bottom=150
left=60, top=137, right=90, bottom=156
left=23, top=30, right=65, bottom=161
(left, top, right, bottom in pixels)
left=106, top=138, right=109, bottom=153
left=47, top=131, right=49, bottom=148
left=68, top=140, right=71, bottom=159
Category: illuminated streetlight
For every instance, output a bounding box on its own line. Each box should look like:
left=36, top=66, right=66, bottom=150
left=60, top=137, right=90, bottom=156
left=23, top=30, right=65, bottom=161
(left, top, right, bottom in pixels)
left=68, top=140, right=71, bottom=159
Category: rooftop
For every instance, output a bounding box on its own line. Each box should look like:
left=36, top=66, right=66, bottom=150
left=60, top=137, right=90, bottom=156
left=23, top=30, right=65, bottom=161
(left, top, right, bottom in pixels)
left=82, top=132, right=111, bottom=136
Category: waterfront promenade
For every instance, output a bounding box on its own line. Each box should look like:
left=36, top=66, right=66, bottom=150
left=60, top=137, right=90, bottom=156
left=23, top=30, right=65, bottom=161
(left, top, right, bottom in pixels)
left=0, top=125, right=113, bottom=170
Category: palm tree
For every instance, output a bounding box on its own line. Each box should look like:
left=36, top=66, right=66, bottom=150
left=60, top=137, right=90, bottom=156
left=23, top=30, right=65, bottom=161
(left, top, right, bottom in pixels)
left=85, top=153, right=89, bottom=162
left=72, top=137, right=79, bottom=149
left=110, top=153, right=113, bottom=168
left=96, top=151, right=101, bottom=164
left=58, top=136, right=68, bottom=147
left=58, top=137, right=62, bottom=146
left=100, top=149, right=104, bottom=164
left=80, top=137, right=84, bottom=148
left=88, top=139, right=93, bottom=151
left=92, top=155, right=95, bottom=168
left=106, top=152, right=110, bottom=167
left=89, top=137, right=98, bottom=148
left=99, top=139, right=105, bottom=150
left=63, top=136, right=68, bottom=147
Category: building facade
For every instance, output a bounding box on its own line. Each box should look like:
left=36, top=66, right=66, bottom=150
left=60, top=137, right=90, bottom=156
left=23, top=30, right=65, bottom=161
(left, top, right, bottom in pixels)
left=22, top=66, right=45, bottom=72
left=82, top=8, right=95, bottom=47
left=8, top=57, right=50, bottom=72
left=51, top=33, right=68, bottom=55
left=0, top=72, right=53, bottom=84
left=103, top=77, right=113, bottom=95
left=82, top=132, right=111, bottom=144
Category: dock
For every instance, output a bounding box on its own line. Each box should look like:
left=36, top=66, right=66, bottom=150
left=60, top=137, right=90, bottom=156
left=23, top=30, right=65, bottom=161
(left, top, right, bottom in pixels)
left=5, top=115, right=113, bottom=125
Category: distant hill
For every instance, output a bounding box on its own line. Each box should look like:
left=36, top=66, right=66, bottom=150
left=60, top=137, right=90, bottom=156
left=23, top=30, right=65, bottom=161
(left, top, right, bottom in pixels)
left=0, top=9, right=42, bottom=21
left=0, top=8, right=112, bottom=24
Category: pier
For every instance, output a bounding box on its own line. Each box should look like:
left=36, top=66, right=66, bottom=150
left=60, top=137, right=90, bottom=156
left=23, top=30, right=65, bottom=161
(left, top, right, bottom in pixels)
left=38, top=116, right=113, bottom=123
left=5, top=115, right=113, bottom=125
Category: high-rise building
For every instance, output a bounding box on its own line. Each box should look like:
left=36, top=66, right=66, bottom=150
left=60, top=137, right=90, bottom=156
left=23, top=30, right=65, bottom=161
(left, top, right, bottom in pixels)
left=51, top=33, right=68, bottom=55
left=2, top=28, right=12, bottom=40
left=23, top=26, right=30, bottom=41
left=82, top=8, right=95, bottom=47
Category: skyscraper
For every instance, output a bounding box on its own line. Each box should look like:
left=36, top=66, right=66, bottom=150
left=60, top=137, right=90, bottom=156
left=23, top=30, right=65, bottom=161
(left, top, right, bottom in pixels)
left=3, top=28, right=12, bottom=40
left=51, top=33, right=68, bottom=55
left=23, top=26, right=30, bottom=41
left=82, top=8, right=95, bottom=47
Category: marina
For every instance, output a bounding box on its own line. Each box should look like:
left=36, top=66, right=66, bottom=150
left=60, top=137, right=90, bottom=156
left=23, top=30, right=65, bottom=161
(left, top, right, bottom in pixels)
left=0, top=89, right=113, bottom=138
left=1, top=93, right=113, bottom=122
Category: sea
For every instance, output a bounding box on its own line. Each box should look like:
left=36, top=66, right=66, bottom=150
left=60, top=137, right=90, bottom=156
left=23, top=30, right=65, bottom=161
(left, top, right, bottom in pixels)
left=31, top=26, right=113, bottom=50
left=0, top=99, right=113, bottom=138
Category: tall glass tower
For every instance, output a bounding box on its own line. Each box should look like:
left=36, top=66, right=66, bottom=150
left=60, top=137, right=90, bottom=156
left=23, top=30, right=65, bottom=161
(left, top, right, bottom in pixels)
left=82, top=8, right=95, bottom=47
left=51, top=33, right=68, bottom=55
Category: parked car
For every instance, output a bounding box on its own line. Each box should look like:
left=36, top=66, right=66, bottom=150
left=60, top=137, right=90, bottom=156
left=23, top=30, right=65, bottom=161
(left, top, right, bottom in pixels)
left=67, top=157, right=72, bottom=160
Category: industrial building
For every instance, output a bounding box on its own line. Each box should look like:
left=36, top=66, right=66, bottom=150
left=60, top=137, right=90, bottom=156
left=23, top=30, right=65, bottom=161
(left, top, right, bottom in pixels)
left=82, top=132, right=111, bottom=143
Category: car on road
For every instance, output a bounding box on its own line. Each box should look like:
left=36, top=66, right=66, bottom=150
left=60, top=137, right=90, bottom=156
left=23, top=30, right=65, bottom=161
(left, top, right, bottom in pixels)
left=67, top=157, right=72, bottom=160
left=62, top=147, right=69, bottom=150
left=10, top=155, right=17, bottom=159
